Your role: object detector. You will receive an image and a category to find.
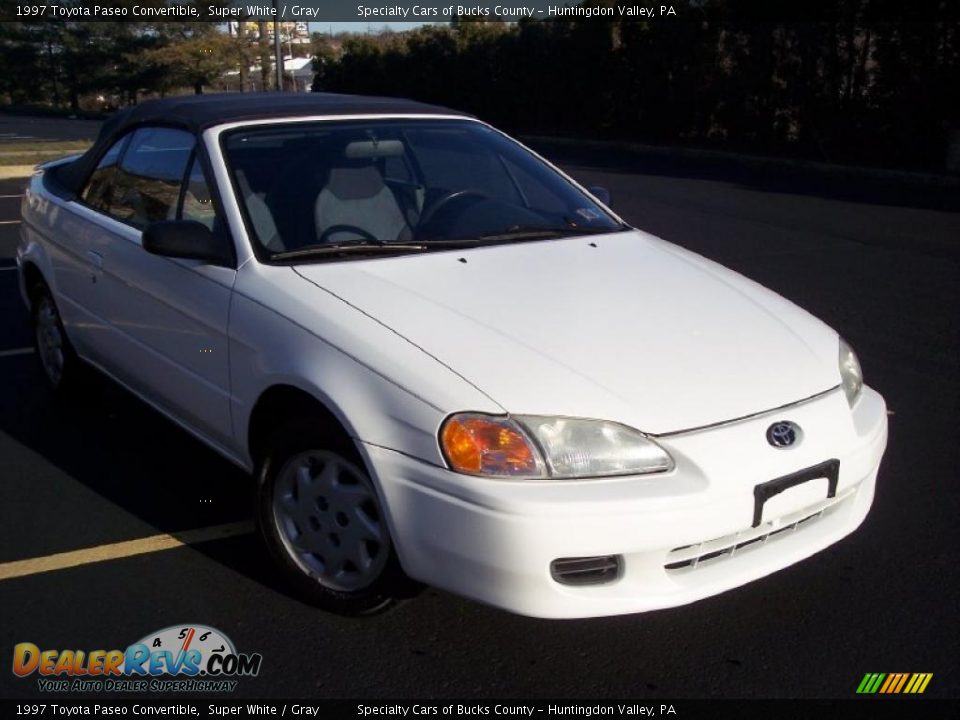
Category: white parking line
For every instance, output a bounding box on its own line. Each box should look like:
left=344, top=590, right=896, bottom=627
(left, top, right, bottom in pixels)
left=0, top=194, right=24, bottom=198
left=0, top=220, right=21, bottom=225
left=0, top=347, right=33, bottom=358
left=0, top=521, right=255, bottom=581
left=0, top=266, right=18, bottom=271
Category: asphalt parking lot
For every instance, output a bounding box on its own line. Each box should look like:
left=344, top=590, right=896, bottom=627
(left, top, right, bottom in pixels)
left=0, top=119, right=958, bottom=701
left=0, top=113, right=100, bottom=143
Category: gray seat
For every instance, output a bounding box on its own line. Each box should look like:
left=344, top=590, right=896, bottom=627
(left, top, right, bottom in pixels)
left=314, top=164, right=411, bottom=243
left=236, top=169, right=283, bottom=252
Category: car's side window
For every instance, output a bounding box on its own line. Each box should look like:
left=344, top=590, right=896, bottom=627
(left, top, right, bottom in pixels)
left=383, top=155, right=413, bottom=184
left=179, top=155, right=218, bottom=232
left=80, top=135, right=129, bottom=211
left=406, top=129, right=522, bottom=204
left=105, top=127, right=195, bottom=230
left=501, top=156, right=567, bottom=215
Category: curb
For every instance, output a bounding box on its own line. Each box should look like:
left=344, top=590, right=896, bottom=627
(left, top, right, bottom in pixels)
left=0, top=166, right=36, bottom=180
left=520, top=135, right=960, bottom=190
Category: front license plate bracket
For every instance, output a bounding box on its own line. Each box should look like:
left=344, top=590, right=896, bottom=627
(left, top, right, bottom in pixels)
left=752, top=459, right=840, bottom=527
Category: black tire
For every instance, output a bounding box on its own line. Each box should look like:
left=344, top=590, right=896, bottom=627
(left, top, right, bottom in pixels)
left=256, top=420, right=417, bottom=615
left=30, top=282, right=83, bottom=397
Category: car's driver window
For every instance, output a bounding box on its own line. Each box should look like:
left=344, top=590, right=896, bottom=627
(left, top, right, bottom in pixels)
left=383, top=155, right=412, bottom=184
left=406, top=129, right=521, bottom=205
left=502, top=156, right=567, bottom=215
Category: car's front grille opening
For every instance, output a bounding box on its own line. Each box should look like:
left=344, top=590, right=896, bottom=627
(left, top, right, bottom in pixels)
left=664, top=513, right=821, bottom=570
left=664, top=487, right=855, bottom=572
left=551, top=555, right=622, bottom=586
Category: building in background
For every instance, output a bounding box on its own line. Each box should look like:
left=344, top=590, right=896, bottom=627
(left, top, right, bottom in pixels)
left=227, top=21, right=311, bottom=51
left=222, top=56, right=315, bottom=92
left=284, top=57, right=316, bottom=92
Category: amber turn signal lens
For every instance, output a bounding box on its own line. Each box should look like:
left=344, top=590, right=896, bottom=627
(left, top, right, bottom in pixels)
left=440, top=414, right=542, bottom=477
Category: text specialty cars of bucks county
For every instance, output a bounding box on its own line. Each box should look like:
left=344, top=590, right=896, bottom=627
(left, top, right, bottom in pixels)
left=18, top=93, right=888, bottom=618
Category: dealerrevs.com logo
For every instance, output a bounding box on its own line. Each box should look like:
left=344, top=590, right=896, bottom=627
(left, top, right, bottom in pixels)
left=12, top=624, right=262, bottom=693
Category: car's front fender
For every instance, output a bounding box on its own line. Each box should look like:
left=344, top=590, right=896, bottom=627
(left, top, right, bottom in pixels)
left=229, top=261, right=503, bottom=471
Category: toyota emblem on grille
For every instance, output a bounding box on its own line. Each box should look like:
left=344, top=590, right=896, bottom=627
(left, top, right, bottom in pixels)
left=766, top=421, right=801, bottom=448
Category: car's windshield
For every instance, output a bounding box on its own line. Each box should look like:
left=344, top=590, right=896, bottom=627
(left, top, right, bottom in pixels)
left=222, top=119, right=625, bottom=261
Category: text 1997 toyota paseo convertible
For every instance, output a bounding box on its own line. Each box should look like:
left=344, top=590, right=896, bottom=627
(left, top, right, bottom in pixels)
left=18, top=93, right=887, bottom=617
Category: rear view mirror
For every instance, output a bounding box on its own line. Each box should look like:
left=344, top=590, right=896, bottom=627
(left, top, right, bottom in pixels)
left=142, top=220, right=232, bottom=267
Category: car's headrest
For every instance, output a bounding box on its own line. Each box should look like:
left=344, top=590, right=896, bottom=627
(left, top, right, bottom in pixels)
left=323, top=165, right=387, bottom=201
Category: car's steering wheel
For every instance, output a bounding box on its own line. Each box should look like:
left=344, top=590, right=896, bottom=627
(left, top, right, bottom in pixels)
left=418, top=189, right=489, bottom=229
left=318, top=224, right=379, bottom=245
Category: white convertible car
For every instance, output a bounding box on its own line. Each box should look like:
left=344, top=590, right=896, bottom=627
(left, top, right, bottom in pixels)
left=18, top=93, right=887, bottom=617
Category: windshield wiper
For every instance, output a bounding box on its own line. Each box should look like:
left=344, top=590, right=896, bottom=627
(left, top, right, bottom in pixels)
left=270, top=241, right=428, bottom=262
left=272, top=224, right=629, bottom=260
left=480, top=225, right=609, bottom=241
left=421, top=224, right=621, bottom=248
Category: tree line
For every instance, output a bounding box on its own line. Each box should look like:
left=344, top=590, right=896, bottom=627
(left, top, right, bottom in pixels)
left=0, top=2, right=956, bottom=171
left=0, top=20, right=325, bottom=109
left=314, top=3, right=959, bottom=172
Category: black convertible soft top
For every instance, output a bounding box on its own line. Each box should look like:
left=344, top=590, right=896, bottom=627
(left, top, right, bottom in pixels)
left=52, top=92, right=469, bottom=197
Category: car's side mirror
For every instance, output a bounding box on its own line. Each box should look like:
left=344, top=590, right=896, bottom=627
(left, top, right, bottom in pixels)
left=588, top=186, right=612, bottom=207
left=142, top=220, right=232, bottom=267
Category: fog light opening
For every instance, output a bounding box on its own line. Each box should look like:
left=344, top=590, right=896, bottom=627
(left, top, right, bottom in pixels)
left=550, top=555, right=622, bottom=586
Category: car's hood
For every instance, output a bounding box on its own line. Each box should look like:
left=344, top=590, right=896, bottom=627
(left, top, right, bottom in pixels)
left=294, top=230, right=841, bottom=434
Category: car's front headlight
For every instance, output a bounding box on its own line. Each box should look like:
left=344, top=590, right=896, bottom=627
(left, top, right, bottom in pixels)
left=839, top=338, right=864, bottom=407
left=440, top=413, right=674, bottom=479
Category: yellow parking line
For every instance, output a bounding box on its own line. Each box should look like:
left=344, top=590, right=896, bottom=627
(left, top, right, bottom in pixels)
left=0, top=521, right=255, bottom=581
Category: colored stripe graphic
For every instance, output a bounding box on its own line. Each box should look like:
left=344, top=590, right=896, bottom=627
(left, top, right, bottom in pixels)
left=905, top=673, right=933, bottom=693
left=857, top=672, right=932, bottom=694
left=892, top=673, right=910, bottom=693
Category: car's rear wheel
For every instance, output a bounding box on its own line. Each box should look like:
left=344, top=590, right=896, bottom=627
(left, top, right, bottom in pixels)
left=31, top=284, right=82, bottom=395
left=256, top=422, right=414, bottom=614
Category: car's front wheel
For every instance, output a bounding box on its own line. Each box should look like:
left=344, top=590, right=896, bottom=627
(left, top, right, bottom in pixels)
left=256, top=423, right=414, bottom=614
left=31, top=283, right=83, bottom=395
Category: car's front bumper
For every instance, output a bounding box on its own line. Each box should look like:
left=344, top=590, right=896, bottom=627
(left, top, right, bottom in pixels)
left=363, top=386, right=887, bottom=618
